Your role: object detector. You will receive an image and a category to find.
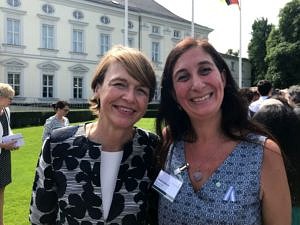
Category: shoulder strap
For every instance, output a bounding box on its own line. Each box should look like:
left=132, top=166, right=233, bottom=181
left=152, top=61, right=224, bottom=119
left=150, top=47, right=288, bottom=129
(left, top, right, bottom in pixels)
left=3, top=108, right=10, bottom=124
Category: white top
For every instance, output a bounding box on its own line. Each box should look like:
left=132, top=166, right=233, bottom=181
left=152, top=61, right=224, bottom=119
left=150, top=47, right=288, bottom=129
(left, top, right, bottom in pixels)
left=249, top=96, right=270, bottom=113
left=100, top=150, right=123, bottom=220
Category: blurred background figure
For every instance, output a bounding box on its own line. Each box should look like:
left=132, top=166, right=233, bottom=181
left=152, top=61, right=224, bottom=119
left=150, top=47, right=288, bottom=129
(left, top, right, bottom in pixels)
left=42, top=100, right=70, bottom=142
left=0, top=83, right=16, bottom=225
left=248, top=80, right=273, bottom=117
left=253, top=98, right=300, bottom=225
left=288, top=85, right=300, bottom=119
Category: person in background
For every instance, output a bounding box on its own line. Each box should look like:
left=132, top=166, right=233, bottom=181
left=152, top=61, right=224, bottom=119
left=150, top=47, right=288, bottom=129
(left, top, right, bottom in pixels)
left=0, top=83, right=16, bottom=225
left=29, top=45, right=159, bottom=225
left=248, top=79, right=273, bottom=117
left=155, top=37, right=291, bottom=225
left=42, top=100, right=70, bottom=142
left=288, top=85, right=300, bottom=119
left=253, top=98, right=300, bottom=225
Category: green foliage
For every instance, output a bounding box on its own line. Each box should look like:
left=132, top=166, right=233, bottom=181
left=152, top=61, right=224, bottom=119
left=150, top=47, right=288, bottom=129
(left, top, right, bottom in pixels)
left=249, top=0, right=300, bottom=88
left=4, top=119, right=155, bottom=225
left=265, top=0, right=300, bottom=88
left=248, top=18, right=273, bottom=85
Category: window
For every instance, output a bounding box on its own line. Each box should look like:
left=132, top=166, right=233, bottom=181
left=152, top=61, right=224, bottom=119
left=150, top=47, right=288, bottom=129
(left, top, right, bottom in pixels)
left=73, top=10, right=83, bottom=20
left=100, top=16, right=110, bottom=24
left=152, top=25, right=160, bottom=34
left=100, top=33, right=111, bottom=55
left=151, top=42, right=160, bottom=62
left=42, top=74, right=53, bottom=98
left=231, top=61, right=235, bottom=71
left=7, top=72, right=20, bottom=96
left=128, top=21, right=133, bottom=29
left=73, top=77, right=83, bottom=99
left=42, top=4, right=54, bottom=14
left=72, top=29, right=84, bottom=53
left=42, top=24, right=54, bottom=49
left=128, top=38, right=134, bottom=48
left=7, top=18, right=20, bottom=45
left=173, top=30, right=181, bottom=38
left=7, top=0, right=21, bottom=7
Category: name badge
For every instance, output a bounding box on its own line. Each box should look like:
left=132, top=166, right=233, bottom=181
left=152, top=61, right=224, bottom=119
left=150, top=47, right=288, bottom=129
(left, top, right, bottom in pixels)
left=152, top=170, right=183, bottom=202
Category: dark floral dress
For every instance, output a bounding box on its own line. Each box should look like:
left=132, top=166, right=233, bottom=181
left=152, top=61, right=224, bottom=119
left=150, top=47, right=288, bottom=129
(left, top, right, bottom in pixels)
left=29, top=125, right=159, bottom=225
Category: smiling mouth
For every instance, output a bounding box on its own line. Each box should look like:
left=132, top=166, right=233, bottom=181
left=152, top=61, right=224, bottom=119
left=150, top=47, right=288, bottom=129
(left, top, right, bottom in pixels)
left=114, top=105, right=135, bottom=114
left=191, top=93, right=212, bottom=102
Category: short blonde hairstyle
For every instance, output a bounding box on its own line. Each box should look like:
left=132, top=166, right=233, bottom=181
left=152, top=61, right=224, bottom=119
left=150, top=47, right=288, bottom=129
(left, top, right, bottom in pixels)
left=0, top=83, right=15, bottom=98
left=90, top=45, right=156, bottom=114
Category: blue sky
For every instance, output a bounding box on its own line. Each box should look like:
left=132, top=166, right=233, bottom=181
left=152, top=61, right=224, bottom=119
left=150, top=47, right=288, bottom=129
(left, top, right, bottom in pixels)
left=155, top=0, right=291, bottom=58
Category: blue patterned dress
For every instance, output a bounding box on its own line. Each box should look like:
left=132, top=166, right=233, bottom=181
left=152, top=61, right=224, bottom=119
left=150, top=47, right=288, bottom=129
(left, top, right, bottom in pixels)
left=158, top=134, right=266, bottom=225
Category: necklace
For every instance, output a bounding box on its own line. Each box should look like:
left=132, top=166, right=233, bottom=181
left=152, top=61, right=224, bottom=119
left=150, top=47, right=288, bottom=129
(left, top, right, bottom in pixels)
left=186, top=146, right=222, bottom=183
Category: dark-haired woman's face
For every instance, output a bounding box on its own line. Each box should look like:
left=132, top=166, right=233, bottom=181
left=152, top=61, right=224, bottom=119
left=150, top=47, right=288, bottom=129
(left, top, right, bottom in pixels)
left=172, top=47, right=225, bottom=121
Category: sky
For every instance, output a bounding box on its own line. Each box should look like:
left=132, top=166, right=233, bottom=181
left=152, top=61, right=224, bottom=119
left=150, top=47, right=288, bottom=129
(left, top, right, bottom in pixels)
left=154, top=0, right=291, bottom=58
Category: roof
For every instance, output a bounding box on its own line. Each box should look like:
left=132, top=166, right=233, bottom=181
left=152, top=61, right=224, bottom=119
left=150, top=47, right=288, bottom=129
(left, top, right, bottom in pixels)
left=85, top=0, right=211, bottom=30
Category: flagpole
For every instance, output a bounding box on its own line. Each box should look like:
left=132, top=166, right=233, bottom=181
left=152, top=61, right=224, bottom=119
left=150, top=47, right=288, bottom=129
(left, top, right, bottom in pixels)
left=191, top=0, right=194, bottom=38
left=124, top=0, right=128, bottom=46
left=238, top=0, right=242, bottom=88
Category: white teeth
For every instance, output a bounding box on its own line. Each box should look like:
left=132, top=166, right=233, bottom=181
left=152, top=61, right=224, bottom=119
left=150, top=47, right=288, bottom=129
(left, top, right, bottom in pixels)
left=192, top=94, right=210, bottom=102
left=119, top=106, right=134, bottom=113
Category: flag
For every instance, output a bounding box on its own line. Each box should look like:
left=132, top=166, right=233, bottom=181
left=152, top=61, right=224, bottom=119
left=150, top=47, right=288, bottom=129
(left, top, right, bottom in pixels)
left=225, top=0, right=239, bottom=6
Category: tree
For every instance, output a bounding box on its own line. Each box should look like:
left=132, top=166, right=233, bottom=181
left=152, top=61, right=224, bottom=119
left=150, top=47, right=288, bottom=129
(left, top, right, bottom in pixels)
left=265, top=0, right=300, bottom=88
left=248, top=18, right=273, bottom=85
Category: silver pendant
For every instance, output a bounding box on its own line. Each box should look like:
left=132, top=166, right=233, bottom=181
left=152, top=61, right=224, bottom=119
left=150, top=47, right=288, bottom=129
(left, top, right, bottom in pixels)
left=193, top=171, right=202, bottom=182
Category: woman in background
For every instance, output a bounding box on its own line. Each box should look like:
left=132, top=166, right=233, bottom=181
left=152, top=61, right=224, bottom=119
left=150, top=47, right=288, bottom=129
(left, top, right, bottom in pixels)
left=42, top=100, right=70, bottom=142
left=0, top=83, right=16, bottom=225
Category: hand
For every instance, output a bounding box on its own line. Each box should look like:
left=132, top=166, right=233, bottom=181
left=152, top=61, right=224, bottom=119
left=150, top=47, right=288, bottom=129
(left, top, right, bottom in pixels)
left=1, top=140, right=18, bottom=150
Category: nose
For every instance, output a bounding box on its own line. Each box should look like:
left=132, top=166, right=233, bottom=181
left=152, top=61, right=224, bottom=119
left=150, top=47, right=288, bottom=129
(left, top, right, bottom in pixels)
left=122, top=88, right=136, bottom=102
left=191, top=75, right=205, bottom=90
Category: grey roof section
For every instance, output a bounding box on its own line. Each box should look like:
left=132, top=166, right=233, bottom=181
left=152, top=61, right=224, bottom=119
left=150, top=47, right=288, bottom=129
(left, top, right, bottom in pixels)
left=85, top=0, right=212, bottom=30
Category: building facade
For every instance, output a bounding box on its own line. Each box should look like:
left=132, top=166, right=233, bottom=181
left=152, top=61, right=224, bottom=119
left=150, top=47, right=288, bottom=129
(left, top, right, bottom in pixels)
left=0, top=0, right=250, bottom=105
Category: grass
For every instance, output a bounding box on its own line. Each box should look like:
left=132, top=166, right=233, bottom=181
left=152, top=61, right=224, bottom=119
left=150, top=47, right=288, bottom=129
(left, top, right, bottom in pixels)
left=4, top=118, right=155, bottom=225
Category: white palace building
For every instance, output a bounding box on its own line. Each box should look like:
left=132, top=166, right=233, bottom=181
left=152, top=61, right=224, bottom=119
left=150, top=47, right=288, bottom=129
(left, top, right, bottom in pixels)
left=0, top=0, right=251, bottom=105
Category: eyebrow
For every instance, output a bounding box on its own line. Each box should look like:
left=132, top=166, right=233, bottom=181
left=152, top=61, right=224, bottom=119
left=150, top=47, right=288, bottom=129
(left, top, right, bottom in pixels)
left=109, top=77, right=148, bottom=89
left=173, top=60, right=214, bottom=77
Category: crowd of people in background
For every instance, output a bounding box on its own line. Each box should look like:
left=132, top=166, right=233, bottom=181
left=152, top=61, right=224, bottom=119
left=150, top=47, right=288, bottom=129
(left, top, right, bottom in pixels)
left=1, top=38, right=299, bottom=225
left=240, top=81, right=300, bottom=225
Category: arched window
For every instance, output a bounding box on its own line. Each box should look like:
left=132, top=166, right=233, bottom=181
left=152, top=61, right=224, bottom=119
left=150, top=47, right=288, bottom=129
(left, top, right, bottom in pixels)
left=7, top=0, right=21, bottom=7
left=100, top=16, right=110, bottom=24
left=42, top=4, right=55, bottom=14
left=73, top=10, right=84, bottom=20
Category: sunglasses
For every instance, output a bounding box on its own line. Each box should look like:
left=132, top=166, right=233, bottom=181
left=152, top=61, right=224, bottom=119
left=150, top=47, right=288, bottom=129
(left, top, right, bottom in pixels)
left=63, top=108, right=70, bottom=112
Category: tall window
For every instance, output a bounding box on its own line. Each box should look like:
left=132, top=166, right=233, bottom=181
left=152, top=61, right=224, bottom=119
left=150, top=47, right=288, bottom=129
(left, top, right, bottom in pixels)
left=7, top=18, right=20, bottom=45
left=72, top=29, right=83, bottom=53
left=100, top=33, right=111, bottom=55
left=73, top=77, right=83, bottom=99
left=42, top=24, right=54, bottom=49
left=151, top=42, right=160, bottom=62
left=42, top=74, right=53, bottom=98
left=7, top=72, right=20, bottom=96
left=128, top=38, right=134, bottom=48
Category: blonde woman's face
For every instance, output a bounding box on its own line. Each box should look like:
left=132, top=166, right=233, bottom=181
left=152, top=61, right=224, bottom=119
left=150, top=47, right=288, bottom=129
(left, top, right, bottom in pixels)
left=0, top=96, right=13, bottom=108
left=94, top=62, right=150, bottom=129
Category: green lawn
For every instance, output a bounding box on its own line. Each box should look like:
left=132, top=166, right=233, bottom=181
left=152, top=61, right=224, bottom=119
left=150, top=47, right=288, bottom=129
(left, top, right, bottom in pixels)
left=4, top=118, right=155, bottom=225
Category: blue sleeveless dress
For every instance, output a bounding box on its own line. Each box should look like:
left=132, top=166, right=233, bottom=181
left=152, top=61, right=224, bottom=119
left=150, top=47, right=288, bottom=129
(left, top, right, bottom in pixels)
left=158, top=134, right=266, bottom=225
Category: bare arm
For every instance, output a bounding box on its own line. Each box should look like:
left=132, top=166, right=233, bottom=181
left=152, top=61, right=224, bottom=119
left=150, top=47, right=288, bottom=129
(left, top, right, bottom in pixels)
left=261, top=139, right=291, bottom=225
